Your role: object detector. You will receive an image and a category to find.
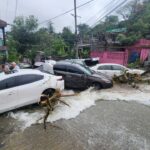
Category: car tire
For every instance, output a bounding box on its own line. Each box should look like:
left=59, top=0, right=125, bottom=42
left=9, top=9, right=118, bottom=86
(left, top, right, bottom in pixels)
left=42, top=88, right=55, bottom=97
left=92, top=82, right=102, bottom=90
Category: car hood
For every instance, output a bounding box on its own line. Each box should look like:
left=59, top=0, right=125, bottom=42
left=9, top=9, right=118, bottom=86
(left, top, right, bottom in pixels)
left=128, top=69, right=145, bottom=75
left=91, top=72, right=112, bottom=82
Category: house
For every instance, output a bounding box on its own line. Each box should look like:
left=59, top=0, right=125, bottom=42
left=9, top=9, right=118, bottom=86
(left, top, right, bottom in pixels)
left=90, top=39, right=150, bottom=66
left=0, top=19, right=7, bottom=64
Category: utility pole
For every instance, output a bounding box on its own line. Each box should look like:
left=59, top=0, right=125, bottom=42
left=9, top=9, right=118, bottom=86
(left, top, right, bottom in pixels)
left=15, top=0, right=18, bottom=18
left=74, top=0, right=78, bottom=58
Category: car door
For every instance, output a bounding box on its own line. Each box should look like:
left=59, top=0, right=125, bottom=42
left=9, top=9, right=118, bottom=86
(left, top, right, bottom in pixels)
left=53, top=64, right=67, bottom=86
left=16, top=74, right=44, bottom=105
left=97, top=65, right=113, bottom=77
left=65, top=65, right=86, bottom=89
left=0, top=77, right=18, bottom=113
left=112, top=65, right=125, bottom=76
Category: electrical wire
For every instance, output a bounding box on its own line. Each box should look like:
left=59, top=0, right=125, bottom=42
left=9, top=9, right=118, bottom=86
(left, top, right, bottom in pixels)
left=39, top=0, right=96, bottom=25
left=91, top=0, right=125, bottom=26
left=91, top=0, right=127, bottom=27
left=85, top=0, right=117, bottom=24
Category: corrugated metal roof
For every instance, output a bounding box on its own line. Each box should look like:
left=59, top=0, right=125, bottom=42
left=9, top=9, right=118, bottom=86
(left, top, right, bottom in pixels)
left=0, top=20, right=7, bottom=28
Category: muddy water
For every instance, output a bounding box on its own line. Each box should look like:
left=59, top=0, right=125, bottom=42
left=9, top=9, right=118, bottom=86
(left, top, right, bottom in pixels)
left=0, top=84, right=150, bottom=150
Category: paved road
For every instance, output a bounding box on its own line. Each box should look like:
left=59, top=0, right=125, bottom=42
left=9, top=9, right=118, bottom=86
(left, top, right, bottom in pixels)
left=0, top=100, right=150, bottom=150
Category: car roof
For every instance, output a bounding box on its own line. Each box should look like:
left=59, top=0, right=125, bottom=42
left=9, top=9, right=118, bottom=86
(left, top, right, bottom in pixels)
left=0, top=69, right=45, bottom=81
left=55, top=60, right=82, bottom=67
left=96, top=63, right=126, bottom=67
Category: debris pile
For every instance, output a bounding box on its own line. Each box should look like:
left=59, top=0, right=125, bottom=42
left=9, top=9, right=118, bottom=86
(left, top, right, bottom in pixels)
left=113, top=70, right=150, bottom=89
left=39, top=89, right=76, bottom=129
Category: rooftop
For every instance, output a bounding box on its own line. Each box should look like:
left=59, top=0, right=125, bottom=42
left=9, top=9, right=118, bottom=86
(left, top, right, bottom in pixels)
left=0, top=20, right=7, bottom=28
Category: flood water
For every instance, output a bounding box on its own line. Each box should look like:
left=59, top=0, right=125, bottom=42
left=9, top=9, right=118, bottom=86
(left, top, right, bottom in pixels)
left=0, top=84, right=150, bottom=150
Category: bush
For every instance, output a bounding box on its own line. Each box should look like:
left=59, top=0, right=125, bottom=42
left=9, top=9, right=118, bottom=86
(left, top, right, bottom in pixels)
left=128, top=59, right=141, bottom=68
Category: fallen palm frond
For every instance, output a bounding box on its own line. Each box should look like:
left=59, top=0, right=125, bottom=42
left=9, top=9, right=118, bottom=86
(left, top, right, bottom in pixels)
left=39, top=89, right=77, bottom=130
left=113, top=70, right=149, bottom=89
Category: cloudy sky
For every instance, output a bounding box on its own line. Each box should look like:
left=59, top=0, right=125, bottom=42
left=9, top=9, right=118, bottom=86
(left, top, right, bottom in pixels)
left=0, top=0, right=129, bottom=32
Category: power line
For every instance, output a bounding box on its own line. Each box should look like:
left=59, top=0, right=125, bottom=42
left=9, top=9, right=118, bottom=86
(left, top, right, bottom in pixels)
left=85, top=0, right=118, bottom=24
left=91, top=0, right=127, bottom=27
left=90, top=0, right=124, bottom=26
left=39, top=0, right=96, bottom=25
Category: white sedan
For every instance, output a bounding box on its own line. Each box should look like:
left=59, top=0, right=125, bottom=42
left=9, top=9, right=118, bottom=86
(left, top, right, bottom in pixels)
left=91, top=63, right=145, bottom=78
left=0, top=69, right=64, bottom=114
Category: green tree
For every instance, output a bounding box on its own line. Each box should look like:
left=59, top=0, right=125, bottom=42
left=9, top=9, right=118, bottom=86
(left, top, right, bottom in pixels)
left=7, top=35, right=20, bottom=62
left=10, top=15, right=38, bottom=55
left=61, top=27, right=75, bottom=49
left=51, top=36, right=67, bottom=56
left=78, top=24, right=91, bottom=38
left=116, top=0, right=150, bottom=45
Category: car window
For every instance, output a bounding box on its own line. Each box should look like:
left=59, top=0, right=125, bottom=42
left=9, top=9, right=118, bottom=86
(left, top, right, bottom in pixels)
left=17, top=74, right=44, bottom=86
left=0, top=74, right=44, bottom=90
left=78, top=65, right=92, bottom=75
left=0, top=77, right=16, bottom=90
left=67, top=65, right=84, bottom=74
left=112, top=65, right=125, bottom=71
left=98, top=65, right=112, bottom=70
left=54, top=64, right=67, bottom=72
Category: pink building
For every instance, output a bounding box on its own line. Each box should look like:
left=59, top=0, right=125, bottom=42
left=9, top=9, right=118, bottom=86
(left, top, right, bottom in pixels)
left=90, top=39, right=150, bottom=66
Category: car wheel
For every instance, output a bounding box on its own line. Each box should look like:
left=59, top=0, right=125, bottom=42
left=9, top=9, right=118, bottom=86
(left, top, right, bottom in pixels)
left=92, top=82, right=102, bottom=90
left=42, top=89, right=55, bottom=97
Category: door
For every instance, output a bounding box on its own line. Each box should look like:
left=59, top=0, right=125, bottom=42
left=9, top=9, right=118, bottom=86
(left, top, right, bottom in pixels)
left=0, top=77, right=18, bottom=113
left=97, top=65, right=113, bottom=77
left=66, top=65, right=86, bottom=88
left=111, top=65, right=125, bottom=76
left=53, top=64, right=67, bottom=86
left=16, top=74, right=44, bottom=105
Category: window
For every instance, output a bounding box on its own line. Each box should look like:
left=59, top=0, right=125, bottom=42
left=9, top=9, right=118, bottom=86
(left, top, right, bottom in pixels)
left=79, top=64, right=93, bottom=75
left=54, top=65, right=67, bottom=72
left=0, top=80, right=5, bottom=90
left=67, top=65, right=84, bottom=74
left=98, top=65, right=112, bottom=70
left=0, top=74, right=44, bottom=90
left=16, top=74, right=44, bottom=86
left=0, top=77, right=16, bottom=90
left=78, top=65, right=92, bottom=75
left=112, top=65, right=125, bottom=71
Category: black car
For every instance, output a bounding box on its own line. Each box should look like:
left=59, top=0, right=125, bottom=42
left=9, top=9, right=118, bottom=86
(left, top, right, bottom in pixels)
left=53, top=61, right=113, bottom=89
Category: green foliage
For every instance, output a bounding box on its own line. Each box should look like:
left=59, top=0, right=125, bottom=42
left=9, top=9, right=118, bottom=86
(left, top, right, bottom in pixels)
left=128, top=59, right=141, bottom=68
left=51, top=36, right=67, bottom=56
left=116, top=0, right=150, bottom=45
left=61, top=27, right=75, bottom=49
left=91, top=0, right=150, bottom=45
left=7, top=34, right=19, bottom=62
left=116, top=33, right=141, bottom=45
left=78, top=24, right=91, bottom=39
left=10, top=15, right=38, bottom=55
left=7, top=0, right=150, bottom=62
left=92, top=15, right=119, bottom=35
left=7, top=17, right=71, bottom=60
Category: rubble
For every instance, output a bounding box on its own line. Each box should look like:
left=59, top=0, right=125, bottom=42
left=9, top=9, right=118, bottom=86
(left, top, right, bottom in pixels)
left=113, top=70, right=150, bottom=89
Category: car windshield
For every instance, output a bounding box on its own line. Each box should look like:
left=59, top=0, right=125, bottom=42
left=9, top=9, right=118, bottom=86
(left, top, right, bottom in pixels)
left=78, top=64, right=93, bottom=75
